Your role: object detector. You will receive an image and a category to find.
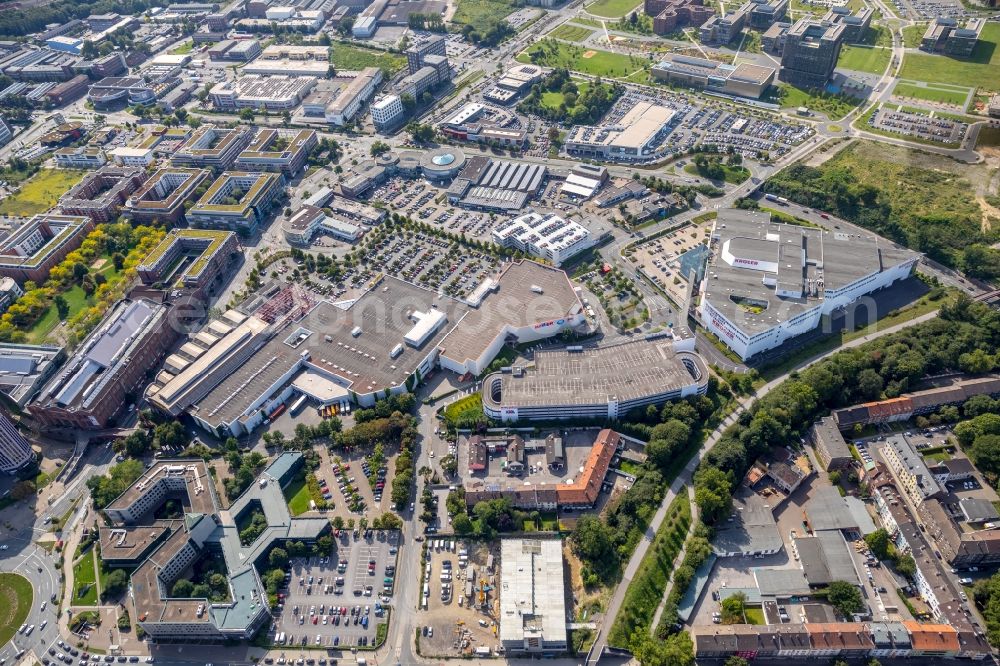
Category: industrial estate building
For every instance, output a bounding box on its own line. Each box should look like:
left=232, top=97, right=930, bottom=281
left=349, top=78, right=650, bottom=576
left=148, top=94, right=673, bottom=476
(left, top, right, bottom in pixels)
left=651, top=55, right=775, bottom=99
left=564, top=102, right=675, bottom=161
left=698, top=209, right=918, bottom=361
left=499, top=539, right=568, bottom=655
left=98, top=452, right=329, bottom=641
left=324, top=68, right=383, bottom=126
left=490, top=212, right=595, bottom=267
left=242, top=44, right=329, bottom=76
left=209, top=74, right=316, bottom=111
left=481, top=336, right=708, bottom=422
left=30, top=299, right=178, bottom=429
left=0, top=214, right=95, bottom=284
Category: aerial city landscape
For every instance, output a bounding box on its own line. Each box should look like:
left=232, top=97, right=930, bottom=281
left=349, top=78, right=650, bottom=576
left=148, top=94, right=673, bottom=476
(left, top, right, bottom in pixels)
left=4, top=0, right=1000, bottom=663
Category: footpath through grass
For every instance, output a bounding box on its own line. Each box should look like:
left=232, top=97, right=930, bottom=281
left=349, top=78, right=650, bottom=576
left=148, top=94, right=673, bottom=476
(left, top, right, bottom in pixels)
left=0, top=169, right=86, bottom=217
left=0, top=573, right=32, bottom=647
left=607, top=491, right=691, bottom=649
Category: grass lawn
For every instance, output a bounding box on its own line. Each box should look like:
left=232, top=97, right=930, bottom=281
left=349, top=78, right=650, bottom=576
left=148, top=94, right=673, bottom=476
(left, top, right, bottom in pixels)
left=892, top=81, right=970, bottom=106
left=443, top=393, right=484, bottom=426
left=451, top=0, right=516, bottom=31
left=170, top=40, right=194, bottom=55
left=902, top=23, right=926, bottom=48
left=838, top=45, right=892, bottom=74
left=517, top=41, right=646, bottom=78
left=744, top=607, right=766, bottom=624
left=330, top=43, right=405, bottom=76
left=26, top=255, right=120, bottom=344
left=72, top=551, right=99, bottom=606
left=684, top=161, right=750, bottom=184
left=899, top=23, right=1000, bottom=89
left=549, top=23, right=595, bottom=41
left=284, top=476, right=312, bottom=516
left=0, top=573, right=32, bottom=647
left=585, top=0, right=643, bottom=17
left=922, top=450, right=952, bottom=463
left=977, top=125, right=1000, bottom=148
left=0, top=169, right=86, bottom=217
left=540, top=82, right=591, bottom=111
left=774, top=84, right=862, bottom=120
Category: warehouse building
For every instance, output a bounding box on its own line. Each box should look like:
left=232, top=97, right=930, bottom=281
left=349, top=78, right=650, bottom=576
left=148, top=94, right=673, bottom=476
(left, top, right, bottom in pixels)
left=490, top=212, right=595, bottom=267
left=243, top=44, right=329, bottom=76
left=124, top=168, right=212, bottom=225
left=235, top=128, right=317, bottom=176
left=209, top=74, right=316, bottom=111
left=481, top=337, right=708, bottom=422
left=651, top=54, right=775, bottom=99
left=0, top=214, right=94, bottom=284
left=499, top=539, right=567, bottom=655
left=30, top=299, right=178, bottom=430
left=564, top=101, right=675, bottom=161
left=438, top=259, right=584, bottom=376
left=187, top=171, right=285, bottom=234
left=446, top=155, right=546, bottom=212
left=698, top=209, right=918, bottom=361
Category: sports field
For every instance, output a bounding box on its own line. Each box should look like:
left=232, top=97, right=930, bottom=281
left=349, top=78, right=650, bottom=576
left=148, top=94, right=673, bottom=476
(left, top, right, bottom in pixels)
left=899, top=22, right=1000, bottom=89
left=584, top=0, right=642, bottom=18
left=0, top=169, right=86, bottom=217
left=892, top=81, right=970, bottom=106
left=517, top=40, right=646, bottom=78
left=549, top=23, right=595, bottom=42
left=0, top=573, right=32, bottom=648
left=837, top=45, right=891, bottom=74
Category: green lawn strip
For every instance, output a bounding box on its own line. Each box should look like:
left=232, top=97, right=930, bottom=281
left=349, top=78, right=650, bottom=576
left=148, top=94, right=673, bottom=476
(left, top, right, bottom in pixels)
left=571, top=17, right=606, bottom=28
left=549, top=23, right=596, bottom=41
left=891, top=81, right=970, bottom=106
left=284, top=476, right=312, bottom=516
left=837, top=44, right=892, bottom=74
left=72, top=551, right=99, bottom=606
left=0, top=573, right=32, bottom=647
left=584, top=0, right=643, bottom=18
left=0, top=169, right=87, bottom=217
left=607, top=491, right=691, bottom=649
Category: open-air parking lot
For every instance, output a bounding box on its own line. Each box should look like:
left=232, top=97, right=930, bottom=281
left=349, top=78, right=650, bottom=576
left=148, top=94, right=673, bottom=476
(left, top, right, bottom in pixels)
left=869, top=107, right=967, bottom=144
left=366, top=179, right=496, bottom=238
left=630, top=222, right=710, bottom=304
left=357, top=231, right=496, bottom=299
left=272, top=532, right=399, bottom=651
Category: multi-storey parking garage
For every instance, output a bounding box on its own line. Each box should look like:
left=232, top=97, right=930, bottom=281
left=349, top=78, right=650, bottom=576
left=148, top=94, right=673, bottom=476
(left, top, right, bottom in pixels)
left=481, top=336, right=708, bottom=422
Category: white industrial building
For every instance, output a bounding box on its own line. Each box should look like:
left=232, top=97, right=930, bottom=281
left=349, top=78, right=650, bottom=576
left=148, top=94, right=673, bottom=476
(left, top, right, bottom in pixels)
left=209, top=75, right=316, bottom=111
left=699, top=209, right=919, bottom=361
left=491, top=212, right=595, bottom=266
left=499, top=539, right=568, bottom=655
left=564, top=101, right=676, bottom=161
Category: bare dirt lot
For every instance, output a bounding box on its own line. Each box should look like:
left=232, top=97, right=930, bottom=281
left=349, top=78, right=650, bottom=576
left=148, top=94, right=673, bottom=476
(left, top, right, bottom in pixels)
left=417, top=539, right=501, bottom=658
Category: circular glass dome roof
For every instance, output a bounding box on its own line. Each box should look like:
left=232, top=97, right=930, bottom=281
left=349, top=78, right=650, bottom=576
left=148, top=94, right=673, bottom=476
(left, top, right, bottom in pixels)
left=431, top=153, right=456, bottom=166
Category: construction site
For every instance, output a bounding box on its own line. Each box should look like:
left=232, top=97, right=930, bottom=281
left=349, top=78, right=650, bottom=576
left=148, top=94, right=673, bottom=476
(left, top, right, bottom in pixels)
left=417, top=539, right=501, bottom=658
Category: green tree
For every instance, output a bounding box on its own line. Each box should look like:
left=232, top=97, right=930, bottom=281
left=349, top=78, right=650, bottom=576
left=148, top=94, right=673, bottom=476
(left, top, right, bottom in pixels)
left=569, top=514, right=619, bottom=583
left=826, top=581, right=864, bottom=618
left=864, top=528, right=891, bottom=560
